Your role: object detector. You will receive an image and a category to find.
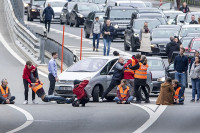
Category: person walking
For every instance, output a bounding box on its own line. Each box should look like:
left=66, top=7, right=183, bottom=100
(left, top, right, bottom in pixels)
left=22, top=61, right=38, bottom=104
left=100, top=57, right=124, bottom=102
left=189, top=51, right=200, bottom=73
left=179, top=2, right=190, bottom=13
left=48, top=52, right=58, bottom=95
left=42, top=3, right=54, bottom=33
left=0, top=79, right=15, bottom=104
left=190, top=15, right=198, bottom=24
left=190, top=56, right=200, bottom=102
left=123, top=54, right=141, bottom=96
left=166, top=37, right=180, bottom=64
left=129, top=56, right=150, bottom=103
left=91, top=16, right=102, bottom=52
left=174, top=47, right=188, bottom=93
left=102, top=19, right=114, bottom=56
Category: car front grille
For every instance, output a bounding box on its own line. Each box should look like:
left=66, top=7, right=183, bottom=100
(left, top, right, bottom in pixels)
left=55, top=90, right=73, bottom=94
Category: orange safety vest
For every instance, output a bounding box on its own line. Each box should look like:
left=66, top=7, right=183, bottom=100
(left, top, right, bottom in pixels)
left=119, top=85, right=129, bottom=99
left=124, top=59, right=136, bottom=74
left=29, top=82, right=43, bottom=93
left=134, top=62, right=148, bottom=79
left=174, top=87, right=181, bottom=99
left=0, top=86, right=9, bottom=98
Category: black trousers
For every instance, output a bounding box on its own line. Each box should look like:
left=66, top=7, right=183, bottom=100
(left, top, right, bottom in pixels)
left=101, top=80, right=120, bottom=99
left=23, top=79, right=35, bottom=101
left=45, top=20, right=51, bottom=32
left=0, top=96, right=15, bottom=104
left=135, top=85, right=149, bottom=101
left=48, top=73, right=56, bottom=95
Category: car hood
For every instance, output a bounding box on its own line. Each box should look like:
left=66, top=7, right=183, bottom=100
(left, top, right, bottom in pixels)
left=52, top=7, right=63, bottom=13
left=111, top=20, right=130, bottom=24
left=151, top=38, right=170, bottom=44
left=133, top=29, right=141, bottom=34
left=151, top=70, right=165, bottom=79
left=78, top=11, right=91, bottom=17
left=58, top=72, right=96, bottom=81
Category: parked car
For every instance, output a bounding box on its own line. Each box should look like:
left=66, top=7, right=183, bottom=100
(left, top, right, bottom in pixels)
left=163, top=10, right=183, bottom=24
left=124, top=18, right=162, bottom=52
left=116, top=1, right=146, bottom=8
left=23, top=0, right=30, bottom=13
left=40, top=0, right=66, bottom=23
left=88, top=0, right=106, bottom=11
left=134, top=7, right=165, bottom=17
left=188, top=38, right=200, bottom=52
left=184, top=12, right=200, bottom=25
left=175, top=13, right=186, bottom=25
left=179, top=25, right=200, bottom=39
left=55, top=56, right=153, bottom=102
left=180, top=36, right=194, bottom=51
left=27, top=0, right=45, bottom=21
left=60, top=2, right=77, bottom=25
left=156, top=25, right=181, bottom=31
left=104, top=6, right=137, bottom=40
left=69, top=2, right=100, bottom=27
left=84, top=11, right=105, bottom=38
left=147, top=57, right=166, bottom=94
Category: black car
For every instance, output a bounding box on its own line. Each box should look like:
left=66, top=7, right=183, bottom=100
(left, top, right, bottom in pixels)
left=60, top=2, right=76, bottom=25
left=124, top=18, right=162, bottom=52
left=69, top=3, right=100, bottom=27
left=104, top=6, right=137, bottom=40
left=84, top=11, right=105, bottom=38
left=27, top=0, right=45, bottom=21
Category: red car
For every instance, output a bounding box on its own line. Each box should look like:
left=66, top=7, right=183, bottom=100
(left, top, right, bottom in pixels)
left=188, top=38, right=200, bottom=52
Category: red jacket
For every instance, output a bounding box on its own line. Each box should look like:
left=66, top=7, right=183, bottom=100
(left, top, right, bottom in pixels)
left=123, top=57, right=138, bottom=79
left=73, top=80, right=89, bottom=100
left=22, top=65, right=36, bottom=84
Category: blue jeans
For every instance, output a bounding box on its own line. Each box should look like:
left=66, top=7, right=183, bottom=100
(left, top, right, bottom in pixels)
left=114, top=96, right=134, bottom=103
left=191, top=79, right=200, bottom=100
left=43, top=95, right=71, bottom=104
left=103, top=38, right=111, bottom=56
left=93, top=33, right=100, bottom=48
left=175, top=72, right=186, bottom=93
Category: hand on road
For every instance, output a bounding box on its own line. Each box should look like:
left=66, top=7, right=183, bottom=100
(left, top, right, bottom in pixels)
left=6, top=99, right=10, bottom=104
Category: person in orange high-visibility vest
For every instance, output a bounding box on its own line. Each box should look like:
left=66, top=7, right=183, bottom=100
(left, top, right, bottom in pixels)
left=172, top=80, right=184, bottom=104
left=129, top=56, right=150, bottom=103
left=114, top=79, right=133, bottom=104
left=0, top=79, right=15, bottom=104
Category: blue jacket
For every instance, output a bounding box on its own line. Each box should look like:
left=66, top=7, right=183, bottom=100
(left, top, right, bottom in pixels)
left=101, top=24, right=114, bottom=40
left=174, top=54, right=188, bottom=73
left=42, top=6, right=54, bottom=21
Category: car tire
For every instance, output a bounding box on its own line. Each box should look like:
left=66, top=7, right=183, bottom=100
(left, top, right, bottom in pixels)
left=85, top=30, right=90, bottom=38
left=70, top=20, right=74, bottom=27
left=124, top=38, right=130, bottom=51
left=105, top=96, right=115, bottom=101
left=27, top=14, right=30, bottom=21
left=93, top=86, right=100, bottom=102
left=140, top=85, right=150, bottom=101
left=75, top=19, right=79, bottom=27
left=60, top=19, right=64, bottom=25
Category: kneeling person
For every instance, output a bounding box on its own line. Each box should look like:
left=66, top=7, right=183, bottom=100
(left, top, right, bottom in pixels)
left=114, top=79, right=133, bottom=104
left=0, top=79, right=15, bottom=104
left=172, top=80, right=184, bottom=104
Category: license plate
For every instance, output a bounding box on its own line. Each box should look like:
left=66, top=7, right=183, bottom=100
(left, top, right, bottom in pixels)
left=59, top=86, right=72, bottom=90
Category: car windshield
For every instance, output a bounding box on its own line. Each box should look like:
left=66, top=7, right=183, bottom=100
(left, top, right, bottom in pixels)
left=180, top=27, right=200, bottom=37
left=49, top=2, right=66, bottom=7
left=96, top=14, right=105, bottom=22
left=78, top=4, right=99, bottom=11
left=67, top=59, right=108, bottom=72
left=33, top=0, right=45, bottom=6
left=138, top=14, right=166, bottom=24
left=185, top=13, right=200, bottom=23
left=110, top=9, right=135, bottom=20
left=192, top=41, right=200, bottom=50
left=119, top=3, right=146, bottom=8
left=133, top=20, right=161, bottom=30
left=165, top=13, right=181, bottom=19
left=94, top=0, right=106, bottom=4
left=181, top=38, right=191, bottom=47
left=148, top=59, right=164, bottom=71
left=152, top=30, right=178, bottom=38
left=68, top=3, right=76, bottom=11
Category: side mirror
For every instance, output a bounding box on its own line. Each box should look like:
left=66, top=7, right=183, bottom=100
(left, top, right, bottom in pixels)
left=103, top=16, right=107, bottom=19
left=180, top=20, right=184, bottom=23
left=108, top=70, right=114, bottom=75
left=127, top=25, right=131, bottom=29
left=63, top=7, right=67, bottom=10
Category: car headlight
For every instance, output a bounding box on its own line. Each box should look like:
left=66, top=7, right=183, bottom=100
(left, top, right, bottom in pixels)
left=114, top=24, right=119, bottom=29
left=78, top=13, right=84, bottom=18
left=157, top=77, right=165, bottom=82
left=24, top=3, right=29, bottom=7
left=60, top=13, right=64, bottom=16
left=32, top=9, right=36, bottom=12
left=134, top=33, right=139, bottom=37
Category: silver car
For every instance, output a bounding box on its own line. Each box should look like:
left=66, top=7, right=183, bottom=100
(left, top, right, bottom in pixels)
left=55, top=56, right=153, bottom=102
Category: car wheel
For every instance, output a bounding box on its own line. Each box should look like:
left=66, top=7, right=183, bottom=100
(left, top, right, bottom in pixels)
left=27, top=14, right=30, bottom=21
left=75, top=19, right=79, bottom=27
left=124, top=38, right=130, bottom=51
left=30, top=17, right=33, bottom=21
left=85, top=30, right=90, bottom=38
left=140, top=85, right=150, bottom=101
left=70, top=20, right=74, bottom=27
left=105, top=96, right=115, bottom=101
left=93, top=86, right=100, bottom=102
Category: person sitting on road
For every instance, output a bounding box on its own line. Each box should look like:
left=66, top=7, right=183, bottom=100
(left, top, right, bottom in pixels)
left=156, top=78, right=175, bottom=105
left=189, top=15, right=198, bottom=24
left=172, top=80, right=184, bottom=104
left=114, top=79, right=133, bottom=104
left=0, top=79, right=15, bottom=104
left=72, top=80, right=90, bottom=107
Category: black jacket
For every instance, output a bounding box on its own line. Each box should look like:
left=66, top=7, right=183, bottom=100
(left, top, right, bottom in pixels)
left=112, top=62, right=124, bottom=81
left=42, top=6, right=54, bottom=21
left=189, top=20, right=198, bottom=24
left=166, top=41, right=180, bottom=58
left=101, top=24, right=114, bottom=40
left=174, top=54, right=188, bottom=73
left=179, top=6, right=190, bottom=13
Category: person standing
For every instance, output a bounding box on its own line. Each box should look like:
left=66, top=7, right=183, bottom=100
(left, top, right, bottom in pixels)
left=100, top=57, right=124, bottom=102
left=166, top=37, right=180, bottom=64
left=190, top=15, right=198, bottom=24
left=129, top=56, right=150, bottom=103
left=190, top=56, right=200, bottom=102
left=42, top=3, right=54, bottom=33
left=22, top=61, right=38, bottom=104
left=102, top=19, right=114, bottom=56
left=179, top=2, right=190, bottom=13
left=91, top=16, right=102, bottom=52
left=123, top=54, right=141, bottom=96
left=174, top=47, right=188, bottom=93
left=48, top=52, right=58, bottom=95
left=189, top=51, right=200, bottom=73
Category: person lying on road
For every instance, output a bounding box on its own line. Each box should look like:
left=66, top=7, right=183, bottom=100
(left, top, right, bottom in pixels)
left=172, top=80, right=184, bottom=104
left=0, top=79, right=15, bottom=104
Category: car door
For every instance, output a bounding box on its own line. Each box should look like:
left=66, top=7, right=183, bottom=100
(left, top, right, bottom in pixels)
left=71, top=4, right=77, bottom=23
left=61, top=3, right=68, bottom=22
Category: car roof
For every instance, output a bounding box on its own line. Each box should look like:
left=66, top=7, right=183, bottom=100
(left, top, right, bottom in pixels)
left=182, top=25, right=200, bottom=28
left=186, top=12, right=200, bottom=14
left=134, top=18, right=159, bottom=21
left=116, top=0, right=144, bottom=3
left=108, top=6, right=136, bottom=10
left=163, top=10, right=183, bottom=13
left=46, top=0, right=66, bottom=2
left=136, top=7, right=159, bottom=10
left=152, top=28, right=178, bottom=31
left=139, top=13, right=162, bottom=16
left=77, top=2, right=97, bottom=5
left=181, top=36, right=194, bottom=40
left=87, top=56, right=131, bottom=60
left=147, top=56, right=162, bottom=60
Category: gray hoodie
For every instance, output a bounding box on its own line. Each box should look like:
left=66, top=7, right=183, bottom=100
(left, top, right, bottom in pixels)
left=190, top=63, right=200, bottom=79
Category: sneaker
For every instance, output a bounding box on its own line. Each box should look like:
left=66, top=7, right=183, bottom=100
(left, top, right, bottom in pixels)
left=99, top=98, right=103, bottom=103
left=96, top=48, right=98, bottom=52
left=196, top=99, right=199, bottom=102
left=93, top=47, right=95, bottom=51
left=191, top=99, right=195, bottom=102
left=32, top=100, right=38, bottom=104
left=145, top=99, right=150, bottom=103
left=23, top=100, right=28, bottom=105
